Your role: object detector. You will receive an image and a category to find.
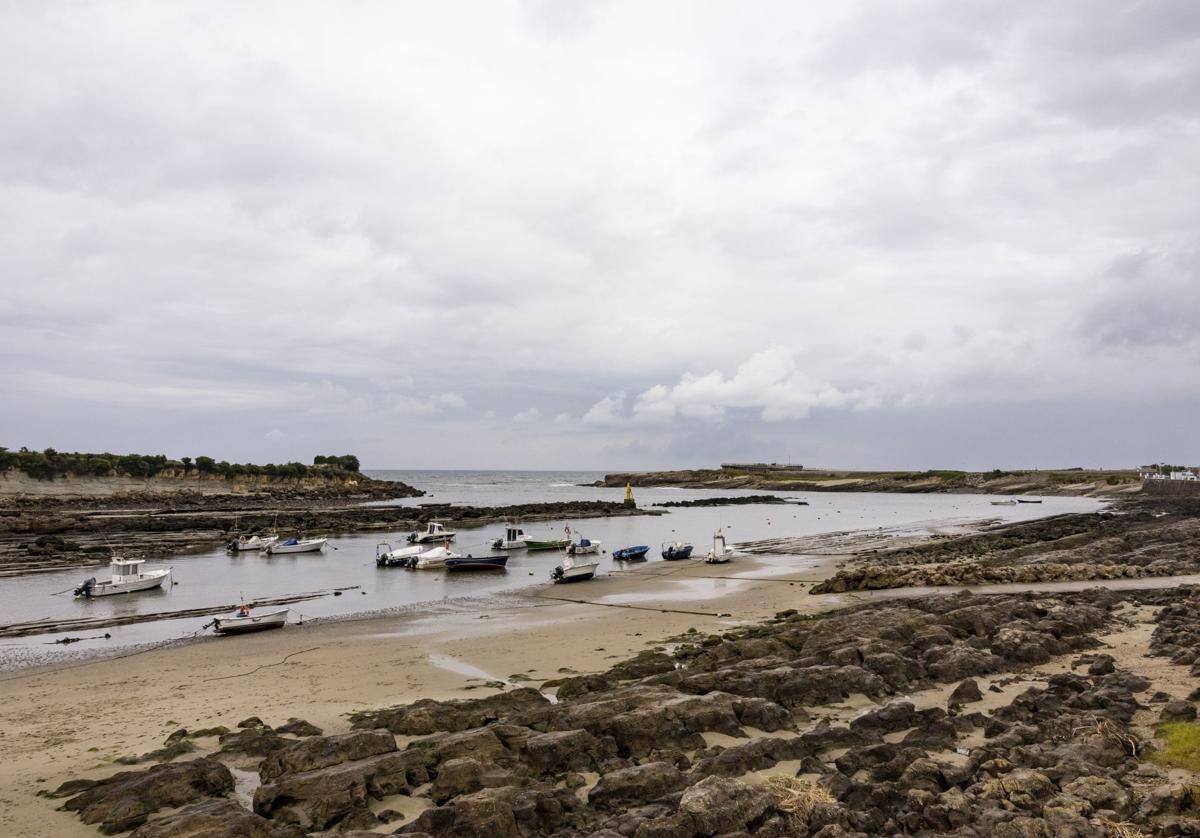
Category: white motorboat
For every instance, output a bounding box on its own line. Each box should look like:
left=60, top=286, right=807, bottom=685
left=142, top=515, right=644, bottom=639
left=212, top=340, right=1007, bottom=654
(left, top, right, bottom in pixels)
left=990, top=499, right=1018, bottom=506
left=408, top=522, right=457, bottom=544
left=409, top=544, right=460, bottom=569
left=376, top=542, right=424, bottom=567
left=227, top=533, right=279, bottom=552
left=75, top=558, right=172, bottom=598
left=551, top=552, right=599, bottom=583
left=567, top=536, right=602, bottom=555
left=490, top=524, right=528, bottom=550
left=212, top=606, right=289, bottom=635
left=704, top=529, right=731, bottom=564
left=265, top=537, right=327, bottom=555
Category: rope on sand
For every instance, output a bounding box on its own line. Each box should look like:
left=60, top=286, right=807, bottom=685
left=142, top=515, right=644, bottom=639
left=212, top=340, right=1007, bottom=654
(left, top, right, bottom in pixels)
left=198, top=646, right=321, bottom=683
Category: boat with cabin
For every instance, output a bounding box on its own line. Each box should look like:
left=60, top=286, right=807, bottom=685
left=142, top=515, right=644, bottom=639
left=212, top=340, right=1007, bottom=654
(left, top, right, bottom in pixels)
left=445, top=554, right=509, bottom=571
left=375, top=542, right=424, bottom=567
left=704, top=530, right=731, bottom=564
left=226, top=533, right=279, bottom=552
left=408, top=522, right=457, bottom=544
left=567, top=535, right=602, bottom=555
left=211, top=606, right=289, bottom=635
left=662, top=541, right=694, bottom=561
left=551, top=552, right=599, bottom=583
left=265, top=537, right=327, bottom=555
left=74, top=558, right=172, bottom=598
left=612, top=545, right=650, bottom=561
left=490, top=524, right=528, bottom=550
left=403, top=544, right=459, bottom=569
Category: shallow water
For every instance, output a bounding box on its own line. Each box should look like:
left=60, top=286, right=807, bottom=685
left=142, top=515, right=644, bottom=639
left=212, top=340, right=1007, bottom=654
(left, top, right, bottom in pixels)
left=0, top=470, right=1101, bottom=670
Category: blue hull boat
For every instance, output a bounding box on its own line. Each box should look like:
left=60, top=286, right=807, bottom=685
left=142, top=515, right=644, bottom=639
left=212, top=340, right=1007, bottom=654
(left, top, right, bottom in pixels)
left=662, top=542, right=694, bottom=561
left=445, top=554, right=509, bottom=571
left=612, top=545, right=650, bottom=561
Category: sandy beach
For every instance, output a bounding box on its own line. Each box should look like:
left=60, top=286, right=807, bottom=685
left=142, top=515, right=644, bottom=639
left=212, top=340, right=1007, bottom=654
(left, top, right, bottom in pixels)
left=0, top=549, right=839, bottom=837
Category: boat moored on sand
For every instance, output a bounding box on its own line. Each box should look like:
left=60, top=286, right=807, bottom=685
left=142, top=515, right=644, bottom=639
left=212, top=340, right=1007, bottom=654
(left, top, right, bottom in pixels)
left=662, top=541, right=694, bottom=561
left=211, top=606, right=289, bottom=635
left=74, top=557, right=173, bottom=598
left=552, top=552, right=599, bottom=583
left=704, top=530, right=731, bottom=564
left=612, top=545, right=650, bottom=561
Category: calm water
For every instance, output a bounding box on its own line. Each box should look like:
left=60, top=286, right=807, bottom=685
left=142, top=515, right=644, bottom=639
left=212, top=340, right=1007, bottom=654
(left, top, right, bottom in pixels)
left=0, top=470, right=1102, bottom=669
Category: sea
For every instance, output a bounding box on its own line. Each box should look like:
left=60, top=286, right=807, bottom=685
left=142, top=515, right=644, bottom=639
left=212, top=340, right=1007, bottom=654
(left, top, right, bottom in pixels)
left=0, top=470, right=1103, bottom=670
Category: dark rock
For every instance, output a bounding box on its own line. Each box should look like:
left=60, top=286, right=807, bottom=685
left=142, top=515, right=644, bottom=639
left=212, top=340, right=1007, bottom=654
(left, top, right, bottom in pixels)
left=259, top=730, right=397, bottom=782
left=60, top=758, right=233, bottom=835
left=275, top=718, right=323, bottom=737
left=589, top=762, right=687, bottom=808
left=349, top=687, right=550, bottom=735
left=949, top=679, right=983, bottom=705
left=237, top=716, right=268, bottom=729
left=128, top=798, right=304, bottom=838
left=1161, top=701, right=1197, bottom=723
left=1087, top=654, right=1116, bottom=676
left=217, top=727, right=289, bottom=758
left=676, top=776, right=775, bottom=834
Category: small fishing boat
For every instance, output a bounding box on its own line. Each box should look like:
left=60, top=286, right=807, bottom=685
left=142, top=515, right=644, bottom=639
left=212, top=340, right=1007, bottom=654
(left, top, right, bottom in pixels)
left=445, top=554, right=509, bottom=571
left=211, top=606, right=289, bottom=635
left=662, top=541, right=694, bottom=561
left=375, top=542, right=424, bottom=567
left=551, top=552, right=599, bottom=583
left=74, top=557, right=172, bottom=598
left=1017, top=498, right=1043, bottom=504
left=567, top=536, right=602, bottom=555
left=990, top=499, right=1018, bottom=506
left=226, top=533, right=279, bottom=552
left=405, top=544, right=459, bottom=570
left=704, top=529, right=731, bottom=564
left=612, top=545, right=650, bottom=561
left=407, top=522, right=457, bottom=544
left=525, top=537, right=571, bottom=551
left=490, top=524, right=528, bottom=550
left=265, top=537, right=327, bottom=555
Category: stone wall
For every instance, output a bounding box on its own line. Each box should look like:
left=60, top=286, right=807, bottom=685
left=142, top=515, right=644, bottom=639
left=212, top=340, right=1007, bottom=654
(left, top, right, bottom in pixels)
left=1142, top=478, right=1200, bottom=497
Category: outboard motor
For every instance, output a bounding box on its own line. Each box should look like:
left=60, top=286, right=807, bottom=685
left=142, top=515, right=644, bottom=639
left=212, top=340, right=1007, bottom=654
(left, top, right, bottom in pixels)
left=551, top=566, right=564, bottom=582
left=74, top=577, right=96, bottom=597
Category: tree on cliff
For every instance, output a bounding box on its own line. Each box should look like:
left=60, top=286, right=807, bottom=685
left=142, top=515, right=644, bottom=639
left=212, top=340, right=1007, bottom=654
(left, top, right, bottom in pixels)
left=195, top=456, right=216, bottom=475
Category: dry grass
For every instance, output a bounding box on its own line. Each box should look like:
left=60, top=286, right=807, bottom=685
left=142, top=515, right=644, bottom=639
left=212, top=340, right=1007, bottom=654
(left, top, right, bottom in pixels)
left=1104, top=821, right=1151, bottom=838
left=765, top=775, right=836, bottom=832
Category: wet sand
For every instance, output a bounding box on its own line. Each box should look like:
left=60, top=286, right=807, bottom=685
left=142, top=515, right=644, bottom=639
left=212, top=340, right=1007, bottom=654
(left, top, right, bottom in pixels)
left=0, top=551, right=836, bottom=837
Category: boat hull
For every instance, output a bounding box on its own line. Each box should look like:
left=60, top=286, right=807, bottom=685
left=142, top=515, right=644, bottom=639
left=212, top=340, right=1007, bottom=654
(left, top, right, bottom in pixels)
left=446, top=555, right=509, bottom=571
left=213, top=608, right=289, bottom=635
left=526, top=539, right=570, bottom=551
left=80, top=570, right=170, bottom=597
left=227, top=536, right=278, bottom=552
left=553, top=565, right=597, bottom=583
left=662, top=546, right=694, bottom=561
left=266, top=539, right=327, bottom=554
left=612, top=546, right=649, bottom=561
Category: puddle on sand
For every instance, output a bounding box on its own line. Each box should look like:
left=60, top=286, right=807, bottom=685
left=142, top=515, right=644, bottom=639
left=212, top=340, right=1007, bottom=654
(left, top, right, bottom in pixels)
left=229, top=766, right=261, bottom=809
left=594, top=577, right=751, bottom=605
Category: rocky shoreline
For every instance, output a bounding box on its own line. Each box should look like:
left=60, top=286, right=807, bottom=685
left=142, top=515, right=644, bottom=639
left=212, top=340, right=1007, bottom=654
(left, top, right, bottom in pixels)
left=42, top=577, right=1200, bottom=837
left=0, top=493, right=658, bottom=577
left=809, top=498, right=1200, bottom=594
left=600, top=467, right=1141, bottom=497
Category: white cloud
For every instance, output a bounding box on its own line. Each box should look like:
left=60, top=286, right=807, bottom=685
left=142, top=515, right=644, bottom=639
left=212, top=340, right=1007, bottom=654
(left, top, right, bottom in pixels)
left=582, top=393, right=626, bottom=426
left=513, top=407, right=541, bottom=422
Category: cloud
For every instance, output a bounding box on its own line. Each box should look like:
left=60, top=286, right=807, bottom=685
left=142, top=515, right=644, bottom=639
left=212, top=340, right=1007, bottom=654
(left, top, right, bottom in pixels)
left=2, top=2, right=1198, bottom=469
left=582, top=393, right=626, bottom=426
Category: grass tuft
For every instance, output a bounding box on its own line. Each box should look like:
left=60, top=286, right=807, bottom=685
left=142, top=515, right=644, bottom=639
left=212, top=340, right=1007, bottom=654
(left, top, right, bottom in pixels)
left=1150, top=721, right=1200, bottom=772
left=765, top=775, right=836, bottom=831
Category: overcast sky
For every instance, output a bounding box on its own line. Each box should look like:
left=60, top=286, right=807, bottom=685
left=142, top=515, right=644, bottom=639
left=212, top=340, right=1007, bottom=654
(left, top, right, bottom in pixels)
left=2, top=1, right=1197, bottom=470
